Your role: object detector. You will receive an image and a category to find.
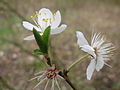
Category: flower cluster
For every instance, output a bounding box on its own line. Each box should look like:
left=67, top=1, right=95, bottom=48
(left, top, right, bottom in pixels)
left=22, top=8, right=115, bottom=89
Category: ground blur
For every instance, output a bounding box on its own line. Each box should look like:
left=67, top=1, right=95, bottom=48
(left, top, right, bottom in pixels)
left=0, top=0, right=120, bottom=90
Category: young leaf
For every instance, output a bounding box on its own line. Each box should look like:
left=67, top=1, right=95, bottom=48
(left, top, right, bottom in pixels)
left=42, top=26, right=51, bottom=48
left=33, top=49, right=43, bottom=55
left=33, top=28, right=47, bottom=53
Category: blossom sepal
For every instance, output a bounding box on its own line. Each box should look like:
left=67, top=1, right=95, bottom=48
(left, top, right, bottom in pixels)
left=33, top=26, right=51, bottom=54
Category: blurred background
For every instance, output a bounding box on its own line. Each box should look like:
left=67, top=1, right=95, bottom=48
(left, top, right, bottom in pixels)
left=0, top=0, right=120, bottom=90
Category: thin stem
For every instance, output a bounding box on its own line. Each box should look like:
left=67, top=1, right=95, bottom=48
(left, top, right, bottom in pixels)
left=67, top=54, right=90, bottom=71
left=64, top=76, right=76, bottom=90
left=59, top=70, right=77, bottom=90
left=44, top=56, right=52, bottom=67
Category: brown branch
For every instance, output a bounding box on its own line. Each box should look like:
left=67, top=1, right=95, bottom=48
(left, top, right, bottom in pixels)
left=44, top=56, right=52, bottom=67
left=59, top=70, right=77, bottom=90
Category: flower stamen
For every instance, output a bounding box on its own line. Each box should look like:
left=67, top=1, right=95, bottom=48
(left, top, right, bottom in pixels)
left=45, top=68, right=57, bottom=80
left=30, top=11, right=42, bottom=29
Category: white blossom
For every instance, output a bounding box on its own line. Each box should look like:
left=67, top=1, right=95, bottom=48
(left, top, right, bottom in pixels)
left=23, top=8, right=67, bottom=40
left=76, top=31, right=114, bottom=80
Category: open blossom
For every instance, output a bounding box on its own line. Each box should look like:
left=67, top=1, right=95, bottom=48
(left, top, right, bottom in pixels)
left=76, top=31, right=114, bottom=80
left=30, top=66, right=62, bottom=90
left=22, top=8, right=67, bottom=40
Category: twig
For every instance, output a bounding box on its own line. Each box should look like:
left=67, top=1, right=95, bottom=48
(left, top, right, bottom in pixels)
left=59, top=70, right=77, bottom=90
left=44, top=55, right=52, bottom=67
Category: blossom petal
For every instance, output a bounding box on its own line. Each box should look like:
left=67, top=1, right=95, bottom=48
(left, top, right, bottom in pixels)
left=22, top=21, right=41, bottom=31
left=81, top=45, right=96, bottom=58
left=51, top=24, right=67, bottom=34
left=76, top=31, right=89, bottom=47
left=96, top=56, right=105, bottom=71
left=87, top=59, right=96, bottom=80
left=38, top=8, right=53, bottom=30
left=24, top=35, right=35, bottom=40
left=39, top=8, right=53, bottom=17
left=51, top=10, right=61, bottom=29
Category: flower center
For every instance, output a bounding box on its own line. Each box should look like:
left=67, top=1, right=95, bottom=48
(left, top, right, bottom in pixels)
left=30, top=11, right=56, bottom=30
left=45, top=68, right=57, bottom=79
left=42, top=18, right=49, bottom=22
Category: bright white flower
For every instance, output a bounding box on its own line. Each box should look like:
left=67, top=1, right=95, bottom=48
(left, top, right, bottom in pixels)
left=22, top=8, right=67, bottom=40
left=76, top=31, right=114, bottom=80
left=30, top=66, right=63, bottom=90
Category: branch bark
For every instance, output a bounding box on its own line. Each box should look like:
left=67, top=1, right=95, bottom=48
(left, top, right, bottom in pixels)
left=59, top=70, right=77, bottom=90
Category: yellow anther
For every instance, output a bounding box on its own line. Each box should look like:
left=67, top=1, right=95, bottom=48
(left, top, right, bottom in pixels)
left=35, top=11, right=38, bottom=15
left=42, top=18, right=49, bottom=22
left=46, top=18, right=49, bottom=21
left=31, top=16, right=33, bottom=18
left=42, top=18, right=45, bottom=21
left=53, top=13, right=56, bottom=16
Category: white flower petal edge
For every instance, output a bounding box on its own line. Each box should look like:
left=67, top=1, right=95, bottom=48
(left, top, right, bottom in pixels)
left=51, top=10, right=61, bottom=29
left=24, top=33, right=43, bottom=40
left=87, top=59, right=96, bottom=80
left=76, top=31, right=114, bottom=80
left=22, top=21, right=41, bottom=31
left=95, top=56, right=104, bottom=71
left=76, top=31, right=96, bottom=58
left=24, top=35, right=35, bottom=40
left=81, top=45, right=96, bottom=58
left=23, top=21, right=33, bottom=30
left=51, top=24, right=67, bottom=34
left=76, top=31, right=89, bottom=46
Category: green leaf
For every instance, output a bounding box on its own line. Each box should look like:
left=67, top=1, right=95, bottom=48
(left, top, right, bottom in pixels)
left=33, top=26, right=51, bottom=54
left=42, top=26, right=51, bottom=48
left=33, top=49, right=43, bottom=55
left=33, top=28, right=47, bottom=53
